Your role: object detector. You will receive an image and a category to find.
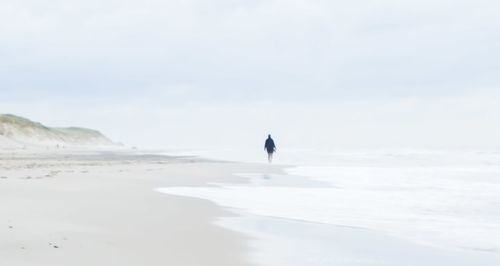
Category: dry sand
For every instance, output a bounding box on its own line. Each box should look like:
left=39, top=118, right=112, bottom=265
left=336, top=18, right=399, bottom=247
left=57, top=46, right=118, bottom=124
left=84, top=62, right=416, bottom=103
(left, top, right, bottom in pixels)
left=0, top=151, right=281, bottom=266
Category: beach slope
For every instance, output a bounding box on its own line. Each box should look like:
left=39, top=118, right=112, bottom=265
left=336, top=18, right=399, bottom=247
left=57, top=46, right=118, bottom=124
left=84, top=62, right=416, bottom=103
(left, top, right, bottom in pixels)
left=0, top=152, right=276, bottom=266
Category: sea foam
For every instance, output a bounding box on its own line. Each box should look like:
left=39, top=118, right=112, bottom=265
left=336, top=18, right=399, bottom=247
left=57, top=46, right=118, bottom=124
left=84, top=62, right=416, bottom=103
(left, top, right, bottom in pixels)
left=158, top=149, right=500, bottom=255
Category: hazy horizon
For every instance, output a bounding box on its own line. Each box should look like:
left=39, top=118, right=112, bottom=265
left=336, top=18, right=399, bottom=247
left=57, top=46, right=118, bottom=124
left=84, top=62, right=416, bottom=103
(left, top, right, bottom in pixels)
left=2, top=0, right=499, bottom=150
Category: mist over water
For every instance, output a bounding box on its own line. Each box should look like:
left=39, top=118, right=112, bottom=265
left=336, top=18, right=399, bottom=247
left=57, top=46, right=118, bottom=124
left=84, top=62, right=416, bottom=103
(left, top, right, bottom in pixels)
left=4, top=92, right=500, bottom=152
left=147, top=94, right=500, bottom=152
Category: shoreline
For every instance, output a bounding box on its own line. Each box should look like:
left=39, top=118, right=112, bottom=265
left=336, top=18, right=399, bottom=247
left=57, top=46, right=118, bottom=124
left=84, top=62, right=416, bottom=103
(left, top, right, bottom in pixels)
left=216, top=214, right=500, bottom=266
left=0, top=150, right=281, bottom=266
left=159, top=169, right=500, bottom=266
left=4, top=149, right=499, bottom=266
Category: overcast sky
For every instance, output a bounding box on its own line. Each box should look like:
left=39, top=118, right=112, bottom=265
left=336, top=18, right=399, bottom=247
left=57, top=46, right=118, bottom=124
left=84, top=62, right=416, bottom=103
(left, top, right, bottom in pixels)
left=1, top=0, right=499, bottom=150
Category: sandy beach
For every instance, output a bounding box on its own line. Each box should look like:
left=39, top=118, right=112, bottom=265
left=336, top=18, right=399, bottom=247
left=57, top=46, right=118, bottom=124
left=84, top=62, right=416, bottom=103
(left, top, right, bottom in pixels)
left=0, top=150, right=281, bottom=266
left=3, top=0, right=500, bottom=264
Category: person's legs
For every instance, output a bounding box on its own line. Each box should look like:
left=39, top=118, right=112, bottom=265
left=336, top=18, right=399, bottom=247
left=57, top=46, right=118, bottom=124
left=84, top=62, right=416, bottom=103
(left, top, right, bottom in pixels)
left=268, top=152, right=273, bottom=163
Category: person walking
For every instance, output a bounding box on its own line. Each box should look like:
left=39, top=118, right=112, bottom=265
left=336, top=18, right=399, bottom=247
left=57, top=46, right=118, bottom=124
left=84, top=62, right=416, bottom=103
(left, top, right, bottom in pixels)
left=264, top=134, right=276, bottom=163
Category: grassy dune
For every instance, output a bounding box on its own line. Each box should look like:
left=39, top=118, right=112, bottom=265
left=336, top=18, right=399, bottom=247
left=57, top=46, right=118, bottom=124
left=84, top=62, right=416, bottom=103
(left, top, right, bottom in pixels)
left=0, top=114, right=118, bottom=147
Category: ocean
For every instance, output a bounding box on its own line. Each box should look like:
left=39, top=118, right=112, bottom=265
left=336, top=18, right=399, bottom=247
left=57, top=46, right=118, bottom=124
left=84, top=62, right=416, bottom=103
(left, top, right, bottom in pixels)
left=157, top=148, right=500, bottom=265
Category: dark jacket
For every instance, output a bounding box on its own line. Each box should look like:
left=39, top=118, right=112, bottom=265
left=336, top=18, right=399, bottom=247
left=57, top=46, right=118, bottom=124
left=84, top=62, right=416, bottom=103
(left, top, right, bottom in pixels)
left=265, top=138, right=276, bottom=153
